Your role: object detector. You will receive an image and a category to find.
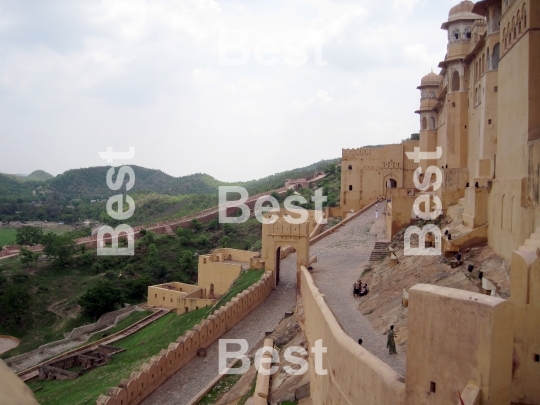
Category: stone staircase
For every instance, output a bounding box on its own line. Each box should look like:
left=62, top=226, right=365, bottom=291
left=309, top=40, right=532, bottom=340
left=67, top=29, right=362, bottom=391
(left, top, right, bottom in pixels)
left=517, top=228, right=540, bottom=253
left=443, top=222, right=472, bottom=241
left=369, top=241, right=390, bottom=262
left=164, top=225, right=175, bottom=236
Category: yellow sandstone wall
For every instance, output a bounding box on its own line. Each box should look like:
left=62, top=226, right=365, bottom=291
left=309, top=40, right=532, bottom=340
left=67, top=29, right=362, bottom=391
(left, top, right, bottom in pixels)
left=147, top=283, right=200, bottom=308
left=299, top=266, right=406, bottom=405
left=405, top=284, right=513, bottom=405
left=197, top=260, right=243, bottom=298
left=98, top=271, right=275, bottom=405
left=509, top=250, right=540, bottom=404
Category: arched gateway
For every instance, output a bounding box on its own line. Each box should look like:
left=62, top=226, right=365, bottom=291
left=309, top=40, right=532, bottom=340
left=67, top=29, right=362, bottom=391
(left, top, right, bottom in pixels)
left=261, top=210, right=311, bottom=290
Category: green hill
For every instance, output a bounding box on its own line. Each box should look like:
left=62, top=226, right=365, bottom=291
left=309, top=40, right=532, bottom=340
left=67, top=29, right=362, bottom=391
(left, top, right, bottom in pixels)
left=26, top=170, right=54, bottom=182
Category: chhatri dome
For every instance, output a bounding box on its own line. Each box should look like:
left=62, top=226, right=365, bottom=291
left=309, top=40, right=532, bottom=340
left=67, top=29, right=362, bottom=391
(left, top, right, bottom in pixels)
left=420, top=71, right=442, bottom=87
left=442, top=1, right=478, bottom=29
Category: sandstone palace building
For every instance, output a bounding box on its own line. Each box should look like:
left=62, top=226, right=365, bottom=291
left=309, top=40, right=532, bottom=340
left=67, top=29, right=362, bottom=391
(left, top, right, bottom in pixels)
left=342, top=0, right=540, bottom=261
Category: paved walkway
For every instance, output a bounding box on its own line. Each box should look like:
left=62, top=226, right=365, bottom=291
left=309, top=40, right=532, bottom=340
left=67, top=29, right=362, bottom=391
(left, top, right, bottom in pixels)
left=141, top=255, right=297, bottom=405
left=310, top=205, right=406, bottom=376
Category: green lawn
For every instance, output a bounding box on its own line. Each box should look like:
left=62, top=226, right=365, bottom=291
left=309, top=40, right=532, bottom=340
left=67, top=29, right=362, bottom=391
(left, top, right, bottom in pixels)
left=84, top=310, right=152, bottom=345
left=28, top=269, right=265, bottom=405
left=0, top=228, right=17, bottom=246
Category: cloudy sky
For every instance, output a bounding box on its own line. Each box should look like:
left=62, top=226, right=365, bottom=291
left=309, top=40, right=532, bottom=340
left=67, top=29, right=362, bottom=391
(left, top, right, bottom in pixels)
left=0, top=0, right=460, bottom=182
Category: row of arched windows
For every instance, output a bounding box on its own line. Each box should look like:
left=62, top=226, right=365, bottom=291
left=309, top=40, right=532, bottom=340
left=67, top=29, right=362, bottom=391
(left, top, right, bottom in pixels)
left=473, top=43, right=501, bottom=81
left=503, top=3, right=527, bottom=50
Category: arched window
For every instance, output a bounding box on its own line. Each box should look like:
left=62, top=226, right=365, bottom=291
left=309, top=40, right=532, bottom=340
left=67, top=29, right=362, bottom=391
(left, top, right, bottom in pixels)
left=429, top=117, right=436, bottom=130
left=504, top=28, right=507, bottom=48
left=348, top=165, right=352, bottom=170
left=452, top=70, right=460, bottom=92
left=465, top=26, right=472, bottom=39
left=349, top=185, right=353, bottom=191
left=453, top=28, right=460, bottom=41
left=508, top=22, right=511, bottom=42
left=482, top=54, right=485, bottom=74
left=517, top=10, right=521, bottom=34
left=523, top=5, right=527, bottom=29
left=513, top=17, right=516, bottom=39
left=487, top=47, right=490, bottom=70
left=492, top=5, right=502, bottom=32
left=422, top=117, right=427, bottom=130
left=492, top=43, right=500, bottom=69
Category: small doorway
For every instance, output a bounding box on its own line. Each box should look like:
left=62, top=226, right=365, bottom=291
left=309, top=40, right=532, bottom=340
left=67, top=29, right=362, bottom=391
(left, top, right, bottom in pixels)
left=209, top=283, right=214, bottom=299
left=275, top=247, right=281, bottom=285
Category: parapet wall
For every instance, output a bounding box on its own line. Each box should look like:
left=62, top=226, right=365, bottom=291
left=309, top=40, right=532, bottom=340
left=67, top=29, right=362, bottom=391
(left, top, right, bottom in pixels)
left=96, top=271, right=275, bottom=405
left=299, top=265, right=405, bottom=405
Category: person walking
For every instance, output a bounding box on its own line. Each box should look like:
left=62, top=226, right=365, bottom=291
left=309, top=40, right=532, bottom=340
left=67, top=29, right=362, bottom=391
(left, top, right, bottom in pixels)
left=387, top=325, right=397, bottom=354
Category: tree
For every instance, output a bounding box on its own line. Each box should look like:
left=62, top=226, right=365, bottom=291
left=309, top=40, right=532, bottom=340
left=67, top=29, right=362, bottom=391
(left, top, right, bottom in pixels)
left=147, top=243, right=159, bottom=265
left=15, top=226, right=43, bottom=246
left=177, top=251, right=196, bottom=277
left=42, top=233, right=76, bottom=267
left=0, top=284, right=32, bottom=328
left=206, top=218, right=220, bottom=231
left=219, top=235, right=231, bottom=247
left=324, top=164, right=337, bottom=175
left=19, top=248, right=38, bottom=267
left=190, top=219, right=203, bottom=232
left=79, top=281, right=124, bottom=319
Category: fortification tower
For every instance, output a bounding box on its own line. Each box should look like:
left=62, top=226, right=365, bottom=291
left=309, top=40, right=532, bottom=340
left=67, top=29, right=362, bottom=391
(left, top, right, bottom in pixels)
left=416, top=71, right=442, bottom=172
left=438, top=1, right=480, bottom=170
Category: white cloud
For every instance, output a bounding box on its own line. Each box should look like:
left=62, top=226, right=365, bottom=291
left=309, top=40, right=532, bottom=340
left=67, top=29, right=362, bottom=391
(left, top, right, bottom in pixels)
left=0, top=0, right=451, bottom=181
left=393, top=0, right=422, bottom=13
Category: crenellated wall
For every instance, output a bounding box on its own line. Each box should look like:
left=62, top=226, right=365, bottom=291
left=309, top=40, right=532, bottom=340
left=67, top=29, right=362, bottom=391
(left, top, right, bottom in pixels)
left=96, top=271, right=275, bottom=405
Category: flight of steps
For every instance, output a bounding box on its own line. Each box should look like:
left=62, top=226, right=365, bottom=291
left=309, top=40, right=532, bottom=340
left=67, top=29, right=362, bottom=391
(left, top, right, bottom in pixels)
left=369, top=241, right=390, bottom=262
left=518, top=228, right=540, bottom=253
left=443, top=223, right=472, bottom=241
left=164, top=225, right=175, bottom=236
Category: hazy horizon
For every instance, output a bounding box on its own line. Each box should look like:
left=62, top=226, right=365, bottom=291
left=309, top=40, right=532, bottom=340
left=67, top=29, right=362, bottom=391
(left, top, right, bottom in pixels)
left=0, top=0, right=457, bottom=182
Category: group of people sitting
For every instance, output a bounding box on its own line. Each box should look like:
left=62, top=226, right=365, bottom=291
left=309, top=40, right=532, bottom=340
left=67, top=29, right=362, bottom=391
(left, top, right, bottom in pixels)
left=353, top=279, right=369, bottom=298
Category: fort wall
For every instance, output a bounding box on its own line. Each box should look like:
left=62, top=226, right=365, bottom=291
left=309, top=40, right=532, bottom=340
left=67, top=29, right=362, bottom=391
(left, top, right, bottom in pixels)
left=299, top=265, right=405, bottom=405
left=96, top=271, right=275, bottom=405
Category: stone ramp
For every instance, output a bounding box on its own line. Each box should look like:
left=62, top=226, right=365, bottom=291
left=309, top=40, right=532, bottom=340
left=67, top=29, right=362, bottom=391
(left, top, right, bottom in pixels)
left=140, top=255, right=298, bottom=405
left=309, top=204, right=406, bottom=376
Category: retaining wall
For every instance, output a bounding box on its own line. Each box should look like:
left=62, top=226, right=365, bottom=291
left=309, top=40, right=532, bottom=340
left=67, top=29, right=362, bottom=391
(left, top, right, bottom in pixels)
left=299, top=265, right=405, bottom=405
left=96, top=271, right=275, bottom=405
left=6, top=307, right=137, bottom=371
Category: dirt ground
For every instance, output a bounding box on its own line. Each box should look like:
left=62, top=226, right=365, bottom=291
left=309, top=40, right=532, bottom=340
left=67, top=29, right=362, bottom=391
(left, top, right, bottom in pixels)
left=0, top=336, right=19, bottom=355
left=357, top=241, right=510, bottom=355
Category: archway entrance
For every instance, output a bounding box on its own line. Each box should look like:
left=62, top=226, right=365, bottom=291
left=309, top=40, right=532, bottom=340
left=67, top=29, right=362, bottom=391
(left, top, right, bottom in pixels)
left=261, top=210, right=311, bottom=290
left=275, top=247, right=281, bottom=285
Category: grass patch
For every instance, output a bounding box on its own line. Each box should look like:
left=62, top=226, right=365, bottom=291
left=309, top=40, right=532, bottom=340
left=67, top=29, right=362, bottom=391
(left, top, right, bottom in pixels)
left=85, top=310, right=152, bottom=344
left=196, top=368, right=242, bottom=405
left=0, top=227, right=17, bottom=245
left=28, top=270, right=265, bottom=405
left=237, top=371, right=257, bottom=405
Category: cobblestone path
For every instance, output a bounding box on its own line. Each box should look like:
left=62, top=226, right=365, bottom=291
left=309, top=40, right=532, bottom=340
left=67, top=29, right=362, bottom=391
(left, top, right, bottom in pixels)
left=141, top=254, right=297, bottom=405
left=310, top=205, right=407, bottom=376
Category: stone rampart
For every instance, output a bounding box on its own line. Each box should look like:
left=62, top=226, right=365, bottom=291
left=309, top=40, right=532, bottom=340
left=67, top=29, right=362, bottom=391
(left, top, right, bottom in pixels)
left=96, top=271, right=274, bottom=405
left=299, top=265, right=405, bottom=405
